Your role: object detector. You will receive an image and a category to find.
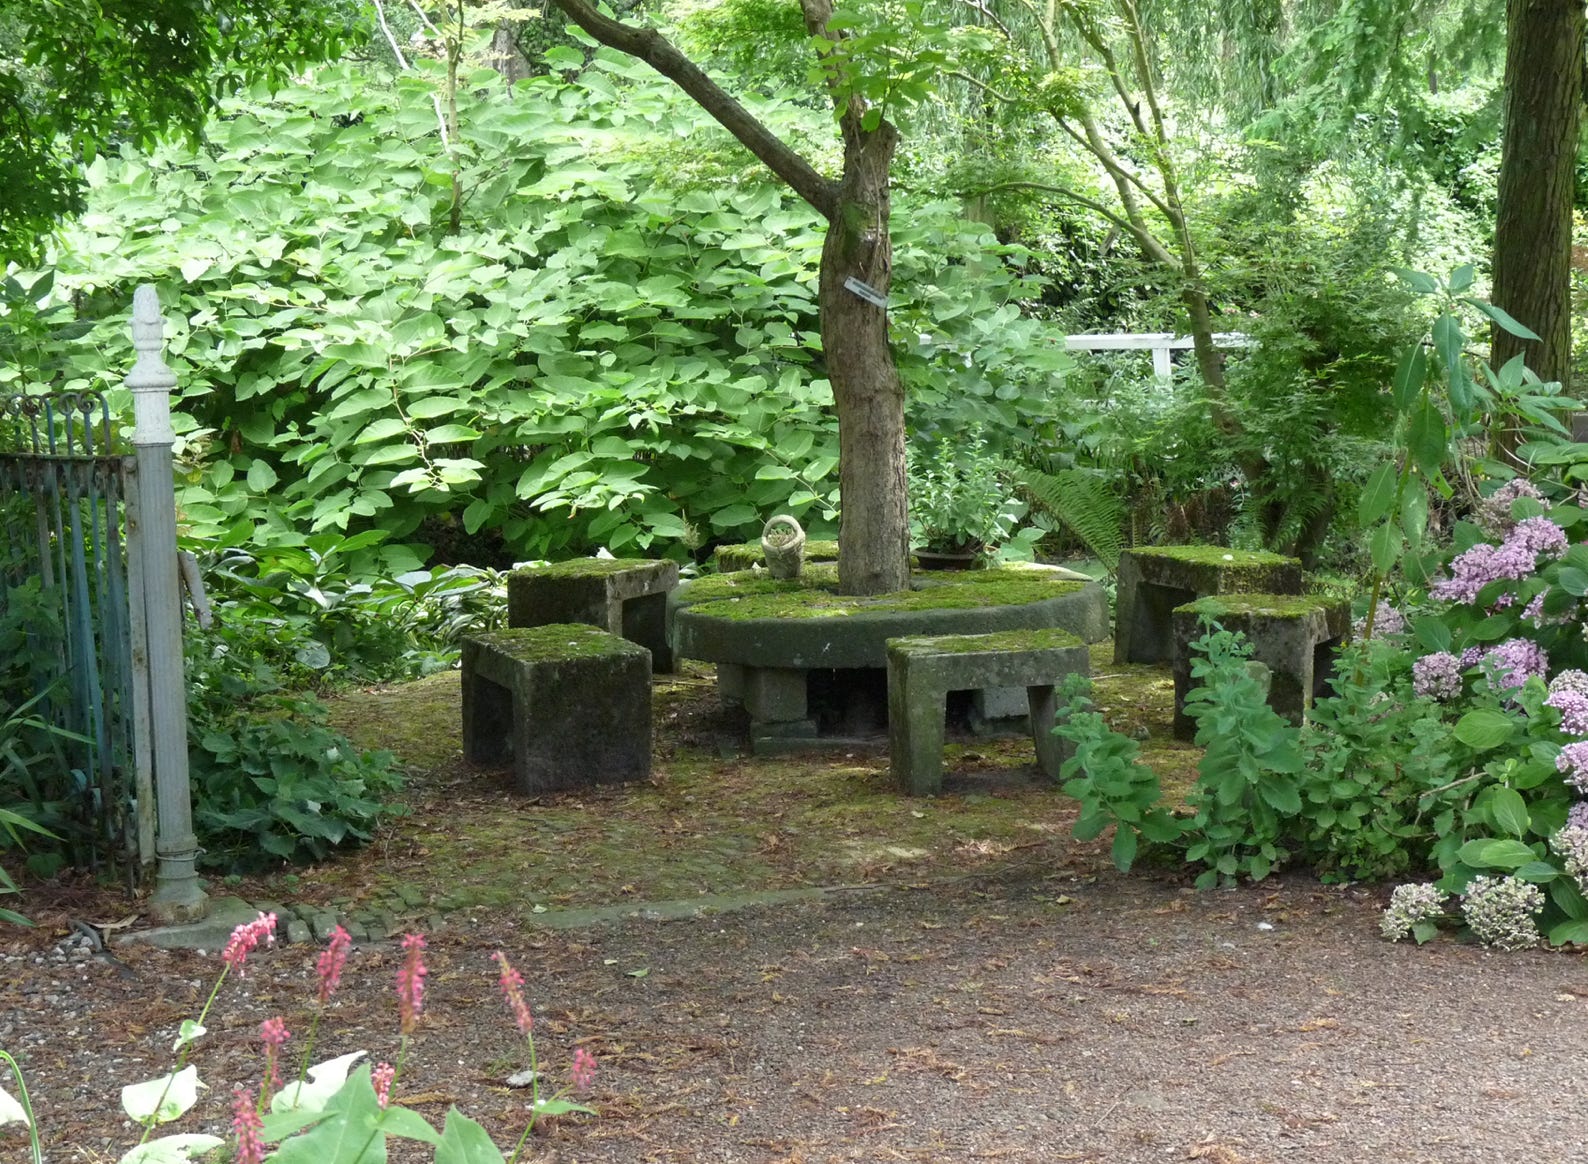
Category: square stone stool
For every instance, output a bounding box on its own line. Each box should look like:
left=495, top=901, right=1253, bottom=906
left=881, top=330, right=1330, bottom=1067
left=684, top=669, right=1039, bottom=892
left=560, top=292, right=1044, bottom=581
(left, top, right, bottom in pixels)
left=1114, top=546, right=1303, bottom=665
left=886, top=628, right=1089, bottom=795
left=1170, top=594, right=1350, bottom=739
left=507, top=558, right=679, bottom=672
left=462, top=625, right=652, bottom=794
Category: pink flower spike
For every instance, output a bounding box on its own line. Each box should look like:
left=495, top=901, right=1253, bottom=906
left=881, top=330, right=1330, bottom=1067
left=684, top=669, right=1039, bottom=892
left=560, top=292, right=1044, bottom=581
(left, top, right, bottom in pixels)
left=571, top=1047, right=597, bottom=1093
left=317, top=925, right=353, bottom=1003
left=221, top=912, right=278, bottom=974
left=396, top=933, right=428, bottom=1035
left=259, top=1016, right=290, bottom=1048
left=232, top=1087, right=265, bottom=1164
left=493, top=951, right=533, bottom=1036
left=372, top=1061, right=395, bottom=1109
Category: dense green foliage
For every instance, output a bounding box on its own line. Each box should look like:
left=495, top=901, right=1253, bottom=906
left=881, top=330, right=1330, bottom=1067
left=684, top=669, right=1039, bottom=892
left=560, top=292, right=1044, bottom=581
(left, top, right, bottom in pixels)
left=7, top=54, right=1070, bottom=566
left=0, top=0, right=362, bottom=263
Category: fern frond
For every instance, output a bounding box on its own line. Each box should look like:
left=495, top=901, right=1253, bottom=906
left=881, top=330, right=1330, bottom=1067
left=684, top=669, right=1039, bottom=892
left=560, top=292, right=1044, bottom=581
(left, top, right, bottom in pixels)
left=1004, top=460, right=1126, bottom=573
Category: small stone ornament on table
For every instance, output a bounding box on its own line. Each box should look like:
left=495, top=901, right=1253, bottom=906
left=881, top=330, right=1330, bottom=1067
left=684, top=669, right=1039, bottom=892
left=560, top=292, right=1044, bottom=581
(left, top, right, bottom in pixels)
left=761, top=514, right=806, bottom=580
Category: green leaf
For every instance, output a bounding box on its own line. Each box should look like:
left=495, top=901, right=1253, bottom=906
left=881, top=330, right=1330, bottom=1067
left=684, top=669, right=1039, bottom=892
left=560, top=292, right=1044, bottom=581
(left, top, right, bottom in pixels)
left=1357, top=464, right=1398, bottom=525
left=1464, top=299, right=1542, bottom=341
left=1393, top=268, right=1440, bottom=294
left=1411, top=616, right=1451, bottom=653
left=1548, top=918, right=1588, bottom=947
left=1550, top=877, right=1588, bottom=920
left=1453, top=709, right=1514, bottom=750
left=1391, top=344, right=1426, bottom=410
left=122, top=1067, right=202, bottom=1126
left=1408, top=399, right=1447, bottom=477
left=1512, top=861, right=1558, bottom=883
left=1368, top=521, right=1403, bottom=575
left=246, top=460, right=279, bottom=492
left=1455, top=837, right=1537, bottom=870
left=1446, top=264, right=1475, bottom=294
left=118, top=1134, right=228, bottom=1163
left=1432, top=313, right=1463, bottom=374
left=423, top=424, right=482, bottom=444
left=434, top=1109, right=508, bottom=1164
left=1489, top=786, right=1530, bottom=838
left=1556, top=567, right=1588, bottom=597
left=1111, top=826, right=1138, bottom=872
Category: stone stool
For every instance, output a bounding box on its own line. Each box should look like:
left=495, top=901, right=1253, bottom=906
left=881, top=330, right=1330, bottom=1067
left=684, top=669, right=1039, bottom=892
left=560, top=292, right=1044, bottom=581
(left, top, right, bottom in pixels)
left=461, top=625, right=651, bottom=794
left=1170, top=594, right=1350, bottom=739
left=507, top=558, right=678, bottom=672
left=1113, top=546, right=1303, bottom=665
left=886, top=628, right=1089, bottom=795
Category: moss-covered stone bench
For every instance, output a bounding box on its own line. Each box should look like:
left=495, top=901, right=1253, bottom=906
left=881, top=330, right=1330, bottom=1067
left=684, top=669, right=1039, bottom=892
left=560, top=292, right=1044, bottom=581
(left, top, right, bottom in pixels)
left=1170, top=594, right=1350, bottom=739
left=507, top=558, right=679, bottom=672
left=461, top=625, right=651, bottom=794
left=1114, top=546, right=1303, bottom=665
left=886, top=628, right=1089, bottom=795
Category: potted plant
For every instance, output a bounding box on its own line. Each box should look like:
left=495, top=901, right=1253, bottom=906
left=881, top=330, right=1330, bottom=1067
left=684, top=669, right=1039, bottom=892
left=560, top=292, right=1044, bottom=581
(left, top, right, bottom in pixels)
left=907, top=432, right=1022, bottom=567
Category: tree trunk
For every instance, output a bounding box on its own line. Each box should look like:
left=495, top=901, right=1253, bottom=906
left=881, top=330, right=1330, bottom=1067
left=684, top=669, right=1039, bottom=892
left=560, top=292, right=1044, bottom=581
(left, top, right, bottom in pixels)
left=821, top=119, right=911, bottom=595
left=1491, top=0, right=1584, bottom=388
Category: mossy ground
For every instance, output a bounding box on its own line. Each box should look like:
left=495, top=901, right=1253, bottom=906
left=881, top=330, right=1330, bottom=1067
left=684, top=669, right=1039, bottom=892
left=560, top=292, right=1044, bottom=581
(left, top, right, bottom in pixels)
left=290, top=641, right=1201, bottom=924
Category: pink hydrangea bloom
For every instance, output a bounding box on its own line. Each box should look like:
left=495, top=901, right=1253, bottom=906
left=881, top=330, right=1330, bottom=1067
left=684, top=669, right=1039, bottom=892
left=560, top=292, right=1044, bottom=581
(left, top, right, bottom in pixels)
left=1481, top=638, right=1548, bottom=692
left=1546, top=688, right=1588, bottom=736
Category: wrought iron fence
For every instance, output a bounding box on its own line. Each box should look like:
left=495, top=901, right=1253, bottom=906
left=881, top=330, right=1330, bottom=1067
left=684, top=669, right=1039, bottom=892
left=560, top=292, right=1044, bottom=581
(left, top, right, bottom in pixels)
left=0, top=391, right=146, bottom=874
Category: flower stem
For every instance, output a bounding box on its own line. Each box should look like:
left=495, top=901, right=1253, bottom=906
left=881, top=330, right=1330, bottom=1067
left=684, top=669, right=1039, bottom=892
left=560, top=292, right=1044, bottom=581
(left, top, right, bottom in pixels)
left=506, top=1031, right=541, bottom=1164
left=0, top=1049, right=43, bottom=1164
left=136, top=964, right=232, bottom=1145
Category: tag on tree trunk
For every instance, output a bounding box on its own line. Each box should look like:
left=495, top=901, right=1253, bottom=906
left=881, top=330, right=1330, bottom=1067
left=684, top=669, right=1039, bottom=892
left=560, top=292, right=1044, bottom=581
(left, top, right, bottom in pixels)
left=843, top=276, right=888, bottom=308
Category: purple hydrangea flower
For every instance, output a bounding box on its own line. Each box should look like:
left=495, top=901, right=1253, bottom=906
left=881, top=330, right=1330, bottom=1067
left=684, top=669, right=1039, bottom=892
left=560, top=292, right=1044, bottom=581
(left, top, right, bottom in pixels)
left=1475, top=479, right=1544, bottom=536
left=1557, top=741, right=1588, bottom=792
left=1412, top=652, right=1464, bottom=700
left=1569, top=801, right=1588, bottom=830
left=1481, top=638, right=1548, bottom=693
left=1546, top=688, right=1588, bottom=736
left=1460, top=647, right=1487, bottom=669
left=1429, top=515, right=1569, bottom=605
left=1508, top=516, right=1569, bottom=560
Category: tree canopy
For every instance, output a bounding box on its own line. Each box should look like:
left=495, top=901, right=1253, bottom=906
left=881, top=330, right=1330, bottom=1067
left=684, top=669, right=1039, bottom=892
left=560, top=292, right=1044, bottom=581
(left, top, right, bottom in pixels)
left=0, top=0, right=361, bottom=262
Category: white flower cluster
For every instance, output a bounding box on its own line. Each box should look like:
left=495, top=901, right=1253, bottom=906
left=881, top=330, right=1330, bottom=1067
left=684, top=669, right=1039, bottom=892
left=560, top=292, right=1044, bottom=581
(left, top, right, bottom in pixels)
left=1549, top=823, right=1588, bottom=891
left=1380, top=882, right=1446, bottom=941
left=1460, top=875, right=1544, bottom=951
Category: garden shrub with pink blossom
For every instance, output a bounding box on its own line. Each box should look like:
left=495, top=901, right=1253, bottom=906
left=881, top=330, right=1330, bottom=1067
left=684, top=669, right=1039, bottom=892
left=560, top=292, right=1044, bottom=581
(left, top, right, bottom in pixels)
left=0, top=913, right=595, bottom=1163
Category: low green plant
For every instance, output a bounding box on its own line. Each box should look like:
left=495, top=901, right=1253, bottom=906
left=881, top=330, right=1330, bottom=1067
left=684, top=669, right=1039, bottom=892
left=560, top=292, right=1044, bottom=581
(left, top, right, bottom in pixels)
left=1179, top=624, right=1304, bottom=888
left=1050, top=672, right=1185, bottom=870
left=906, top=430, right=1023, bottom=557
left=0, top=915, right=596, bottom=1163
left=185, top=629, right=405, bottom=870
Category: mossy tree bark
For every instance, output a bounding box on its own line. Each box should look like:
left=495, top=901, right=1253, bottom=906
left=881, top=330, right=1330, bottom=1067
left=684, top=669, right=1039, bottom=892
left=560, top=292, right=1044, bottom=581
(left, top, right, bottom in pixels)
left=546, top=0, right=911, bottom=594
left=1490, top=0, right=1584, bottom=391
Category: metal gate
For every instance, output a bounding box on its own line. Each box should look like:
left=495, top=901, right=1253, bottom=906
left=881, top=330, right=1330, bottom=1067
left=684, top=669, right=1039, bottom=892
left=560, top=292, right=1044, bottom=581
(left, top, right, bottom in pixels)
left=0, top=391, right=148, bottom=874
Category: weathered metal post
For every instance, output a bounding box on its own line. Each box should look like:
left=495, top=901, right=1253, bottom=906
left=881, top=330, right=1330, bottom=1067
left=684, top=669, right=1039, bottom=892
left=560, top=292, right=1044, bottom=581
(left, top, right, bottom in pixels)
left=126, top=285, right=208, bottom=924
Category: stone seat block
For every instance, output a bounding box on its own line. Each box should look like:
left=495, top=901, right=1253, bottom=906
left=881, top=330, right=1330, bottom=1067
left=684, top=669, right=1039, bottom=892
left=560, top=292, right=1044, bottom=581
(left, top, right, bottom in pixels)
left=1170, top=593, right=1350, bottom=740
left=507, top=557, right=679, bottom=672
left=1114, top=546, right=1304, bottom=665
left=886, top=628, right=1089, bottom=795
left=461, top=625, right=651, bottom=794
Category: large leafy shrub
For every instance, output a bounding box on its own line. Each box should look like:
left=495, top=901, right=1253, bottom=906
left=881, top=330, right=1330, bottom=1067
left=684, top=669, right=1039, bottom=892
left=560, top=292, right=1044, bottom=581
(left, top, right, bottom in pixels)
left=5, top=52, right=1070, bottom=565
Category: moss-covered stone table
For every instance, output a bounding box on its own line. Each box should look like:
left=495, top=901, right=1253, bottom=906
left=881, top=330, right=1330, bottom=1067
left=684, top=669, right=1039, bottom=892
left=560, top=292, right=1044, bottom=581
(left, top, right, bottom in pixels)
left=887, top=628, right=1089, bottom=795
left=668, top=564, right=1108, bottom=750
left=507, top=557, right=679, bottom=672
left=461, top=625, right=652, bottom=794
left=1114, top=546, right=1303, bottom=665
left=711, top=539, right=841, bottom=573
left=1170, top=593, right=1350, bottom=739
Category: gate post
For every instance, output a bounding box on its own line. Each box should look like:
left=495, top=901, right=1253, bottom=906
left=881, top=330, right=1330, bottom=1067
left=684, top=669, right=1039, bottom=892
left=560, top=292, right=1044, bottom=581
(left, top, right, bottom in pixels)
left=126, top=285, right=208, bottom=924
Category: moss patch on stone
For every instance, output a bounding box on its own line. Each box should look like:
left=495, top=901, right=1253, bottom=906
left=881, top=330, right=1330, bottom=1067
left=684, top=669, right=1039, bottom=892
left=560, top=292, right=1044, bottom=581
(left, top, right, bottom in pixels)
left=712, top=540, right=841, bottom=573
left=675, top=566, right=1085, bottom=621
left=890, top=627, right=1084, bottom=655
left=1133, top=545, right=1298, bottom=568
left=513, top=557, right=667, bottom=580
left=470, top=623, right=644, bottom=660
left=1178, top=594, right=1335, bottom=619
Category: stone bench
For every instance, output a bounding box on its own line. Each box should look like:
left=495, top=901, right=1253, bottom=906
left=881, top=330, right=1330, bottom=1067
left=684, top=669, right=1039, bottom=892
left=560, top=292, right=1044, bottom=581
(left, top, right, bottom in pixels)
left=507, top=558, right=678, bottom=672
left=1170, top=594, right=1350, bottom=739
left=1114, top=546, right=1303, bottom=665
left=886, top=628, right=1089, bottom=795
left=461, top=625, right=651, bottom=794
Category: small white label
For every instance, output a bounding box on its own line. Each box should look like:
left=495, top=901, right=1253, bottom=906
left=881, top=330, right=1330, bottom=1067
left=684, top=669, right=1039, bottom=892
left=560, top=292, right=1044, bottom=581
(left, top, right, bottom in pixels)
left=843, top=276, right=889, bottom=308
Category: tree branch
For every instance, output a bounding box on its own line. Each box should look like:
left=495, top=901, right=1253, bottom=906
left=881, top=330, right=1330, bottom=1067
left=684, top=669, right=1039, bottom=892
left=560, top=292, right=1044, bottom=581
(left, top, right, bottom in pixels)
left=547, top=0, right=839, bottom=220
left=964, top=180, right=1175, bottom=265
